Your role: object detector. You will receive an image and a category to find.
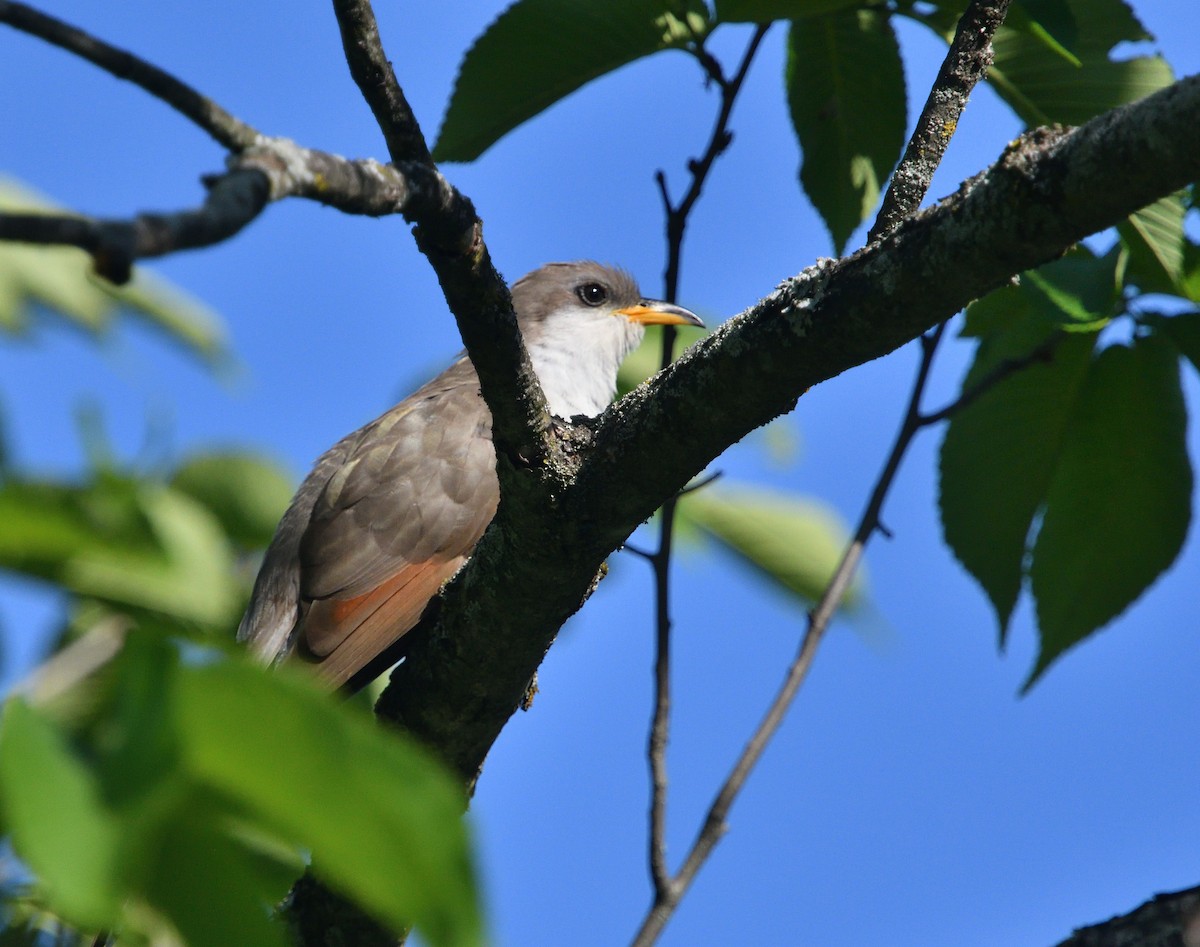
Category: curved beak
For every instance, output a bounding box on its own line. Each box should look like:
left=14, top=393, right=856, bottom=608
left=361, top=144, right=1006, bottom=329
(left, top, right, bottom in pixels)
left=616, top=299, right=704, bottom=328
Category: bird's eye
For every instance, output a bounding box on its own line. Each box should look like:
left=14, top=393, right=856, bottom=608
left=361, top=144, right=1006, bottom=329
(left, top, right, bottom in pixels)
left=576, top=282, right=608, bottom=307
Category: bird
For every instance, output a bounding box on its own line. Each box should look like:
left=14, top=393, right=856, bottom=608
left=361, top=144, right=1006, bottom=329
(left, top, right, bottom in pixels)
left=237, top=261, right=702, bottom=690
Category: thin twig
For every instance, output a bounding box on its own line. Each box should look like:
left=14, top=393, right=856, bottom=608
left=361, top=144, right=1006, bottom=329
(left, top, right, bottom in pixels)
left=0, top=1, right=259, bottom=151
left=869, top=0, right=1014, bottom=241
left=642, top=19, right=771, bottom=915
left=918, top=332, right=1060, bottom=426
left=632, top=1, right=1011, bottom=942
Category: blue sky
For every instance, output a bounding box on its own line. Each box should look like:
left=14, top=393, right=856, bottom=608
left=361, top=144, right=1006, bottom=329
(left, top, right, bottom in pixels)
left=1, top=2, right=1198, bottom=945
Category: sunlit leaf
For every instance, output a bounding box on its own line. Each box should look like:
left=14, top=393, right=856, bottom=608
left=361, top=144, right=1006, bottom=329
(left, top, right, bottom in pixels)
left=0, top=476, right=240, bottom=628
left=63, top=486, right=240, bottom=627
left=0, top=177, right=228, bottom=363
left=434, top=0, right=710, bottom=161
left=0, top=700, right=122, bottom=929
left=908, top=0, right=1171, bottom=128
left=786, top=8, right=906, bottom=252
left=173, top=660, right=482, bottom=946
left=1118, top=193, right=1187, bottom=295
left=171, top=450, right=295, bottom=550
left=679, top=485, right=865, bottom=609
left=1027, top=335, right=1192, bottom=687
left=1020, top=246, right=1120, bottom=332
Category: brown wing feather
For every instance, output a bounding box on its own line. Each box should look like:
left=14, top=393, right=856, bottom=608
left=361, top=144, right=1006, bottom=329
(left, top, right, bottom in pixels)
left=305, top=555, right=467, bottom=686
left=239, top=355, right=500, bottom=688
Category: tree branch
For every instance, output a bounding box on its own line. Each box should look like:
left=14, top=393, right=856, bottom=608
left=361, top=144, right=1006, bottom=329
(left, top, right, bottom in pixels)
left=645, top=20, right=770, bottom=905
left=637, top=4, right=1008, bottom=937
left=1051, top=883, right=1200, bottom=947
left=328, top=0, right=553, bottom=474
left=376, top=70, right=1200, bottom=795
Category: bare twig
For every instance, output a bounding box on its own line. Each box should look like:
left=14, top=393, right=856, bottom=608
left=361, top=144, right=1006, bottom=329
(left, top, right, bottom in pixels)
left=918, top=333, right=1060, bottom=427
left=643, top=19, right=770, bottom=913
left=0, top=169, right=270, bottom=283
left=0, top=1, right=258, bottom=151
left=869, top=0, right=1014, bottom=241
left=633, top=2, right=1011, bottom=942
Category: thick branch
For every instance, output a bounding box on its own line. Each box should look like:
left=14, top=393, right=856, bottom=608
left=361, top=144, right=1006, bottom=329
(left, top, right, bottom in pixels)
left=1052, top=884, right=1200, bottom=947
left=377, top=74, right=1200, bottom=784
left=0, top=1, right=258, bottom=151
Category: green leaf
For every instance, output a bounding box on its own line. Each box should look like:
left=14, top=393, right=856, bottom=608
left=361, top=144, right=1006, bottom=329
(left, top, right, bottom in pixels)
left=715, top=0, right=863, bottom=21
left=433, top=0, right=709, bottom=162
left=786, top=9, right=906, bottom=252
left=0, top=475, right=240, bottom=627
left=0, top=177, right=228, bottom=363
left=1009, top=0, right=1080, bottom=65
left=1027, top=335, right=1192, bottom=687
left=616, top=323, right=708, bottom=397
left=986, top=0, right=1172, bottom=127
left=172, top=660, right=481, bottom=946
left=1118, top=193, right=1187, bottom=296
left=1020, top=246, right=1120, bottom=332
left=939, top=299, right=1097, bottom=637
left=170, top=450, right=295, bottom=549
left=0, top=700, right=123, bottom=928
left=142, top=800, right=290, bottom=947
left=1154, top=311, right=1200, bottom=375
left=678, top=485, right=865, bottom=609
left=63, top=485, right=240, bottom=627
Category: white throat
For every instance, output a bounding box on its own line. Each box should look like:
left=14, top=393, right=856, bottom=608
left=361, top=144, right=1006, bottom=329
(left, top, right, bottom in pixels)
left=526, top=308, right=645, bottom=418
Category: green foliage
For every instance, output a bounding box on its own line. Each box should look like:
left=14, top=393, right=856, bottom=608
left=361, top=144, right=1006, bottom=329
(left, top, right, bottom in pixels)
left=941, top=228, right=1199, bottom=687
left=785, top=8, right=906, bottom=251
left=1027, top=336, right=1191, bottom=686
left=170, top=451, right=296, bottom=550
left=0, top=178, right=228, bottom=364
left=433, top=0, right=710, bottom=161
left=0, top=634, right=482, bottom=946
left=906, top=0, right=1172, bottom=126
left=1119, top=193, right=1189, bottom=297
left=679, top=485, right=865, bottom=609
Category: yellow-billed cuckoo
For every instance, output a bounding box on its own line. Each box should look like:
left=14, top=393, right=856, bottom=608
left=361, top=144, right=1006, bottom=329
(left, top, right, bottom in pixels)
left=238, top=262, right=702, bottom=689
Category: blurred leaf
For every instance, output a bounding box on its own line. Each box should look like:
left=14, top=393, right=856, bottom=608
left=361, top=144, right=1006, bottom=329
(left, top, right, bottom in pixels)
left=141, top=799, right=290, bottom=947
left=786, top=8, right=906, bottom=252
left=939, top=305, right=1097, bottom=638
left=0, top=475, right=240, bottom=628
left=1118, top=193, right=1187, bottom=295
left=0, top=177, right=228, bottom=364
left=173, top=660, right=481, bottom=946
left=170, top=451, right=294, bottom=549
left=434, top=0, right=709, bottom=162
left=716, top=0, right=862, bottom=20
left=616, top=324, right=708, bottom=397
left=63, top=486, right=239, bottom=627
left=0, top=700, right=122, bottom=929
left=1027, top=335, right=1192, bottom=687
left=679, top=485, right=865, bottom=609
